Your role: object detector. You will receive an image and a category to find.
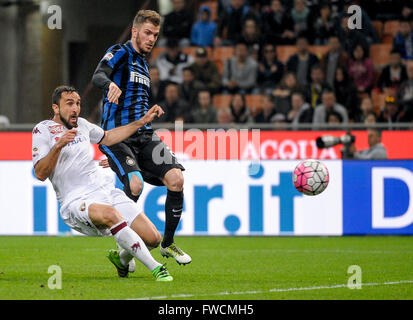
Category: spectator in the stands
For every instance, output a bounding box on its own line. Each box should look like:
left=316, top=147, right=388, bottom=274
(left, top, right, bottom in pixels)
left=155, top=38, right=195, bottom=84
left=190, top=5, right=217, bottom=47
left=222, top=41, right=258, bottom=94
left=326, top=109, right=343, bottom=125
left=337, top=14, right=370, bottom=57
left=397, top=60, right=413, bottom=109
left=286, top=35, right=319, bottom=87
left=313, top=3, right=336, bottom=45
left=377, top=48, right=408, bottom=93
left=358, top=96, right=375, bottom=123
left=305, top=65, right=331, bottom=109
left=148, top=66, right=167, bottom=106
left=190, top=47, right=221, bottom=94
left=364, top=111, right=377, bottom=125
left=261, top=0, right=295, bottom=45
left=254, top=94, right=277, bottom=123
left=236, top=18, right=263, bottom=60
left=215, top=0, right=256, bottom=46
left=160, top=0, right=193, bottom=47
left=334, top=66, right=359, bottom=121
left=158, top=83, right=191, bottom=123
left=377, top=95, right=402, bottom=129
left=257, top=43, right=284, bottom=94
left=320, top=35, right=349, bottom=88
left=287, top=91, right=313, bottom=128
left=272, top=71, right=302, bottom=116
left=348, top=44, right=375, bottom=94
left=179, top=67, right=202, bottom=106
left=313, top=89, right=349, bottom=125
left=393, top=17, right=413, bottom=60
left=217, top=107, right=234, bottom=125
left=229, top=93, right=253, bottom=123
left=291, top=0, right=311, bottom=39
left=192, top=90, right=217, bottom=123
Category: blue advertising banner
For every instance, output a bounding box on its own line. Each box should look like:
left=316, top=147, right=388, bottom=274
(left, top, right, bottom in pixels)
left=343, top=160, right=413, bottom=235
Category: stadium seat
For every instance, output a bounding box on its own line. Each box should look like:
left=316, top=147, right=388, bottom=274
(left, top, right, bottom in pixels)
left=245, top=94, right=263, bottom=114
left=213, top=94, right=232, bottom=108
left=383, top=20, right=400, bottom=36
left=371, top=20, right=383, bottom=41
left=213, top=47, right=235, bottom=74
left=276, top=46, right=297, bottom=63
left=370, top=44, right=392, bottom=69
left=371, top=90, right=386, bottom=111
left=213, top=46, right=235, bottom=62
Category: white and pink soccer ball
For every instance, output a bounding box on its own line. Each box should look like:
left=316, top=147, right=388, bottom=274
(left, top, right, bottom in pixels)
left=293, top=159, right=329, bottom=196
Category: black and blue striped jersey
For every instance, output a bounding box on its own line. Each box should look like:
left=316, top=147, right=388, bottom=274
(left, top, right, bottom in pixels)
left=97, top=40, right=151, bottom=131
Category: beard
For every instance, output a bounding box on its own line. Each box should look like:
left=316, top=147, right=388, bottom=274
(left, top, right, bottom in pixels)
left=135, top=34, right=151, bottom=55
left=60, top=112, right=77, bottom=129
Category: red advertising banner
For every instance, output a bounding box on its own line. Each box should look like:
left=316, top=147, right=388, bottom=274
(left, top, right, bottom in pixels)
left=1, top=130, right=412, bottom=160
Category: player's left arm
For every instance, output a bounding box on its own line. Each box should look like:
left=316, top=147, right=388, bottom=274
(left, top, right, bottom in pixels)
left=100, top=105, right=164, bottom=146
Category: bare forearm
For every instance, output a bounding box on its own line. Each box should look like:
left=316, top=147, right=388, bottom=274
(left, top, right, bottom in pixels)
left=34, top=144, right=63, bottom=181
left=101, top=120, right=144, bottom=146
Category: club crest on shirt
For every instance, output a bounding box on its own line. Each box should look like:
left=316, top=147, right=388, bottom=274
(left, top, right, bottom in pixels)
left=126, top=156, right=136, bottom=166
left=103, top=52, right=114, bottom=61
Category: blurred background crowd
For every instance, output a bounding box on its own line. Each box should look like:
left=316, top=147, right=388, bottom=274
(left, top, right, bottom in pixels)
left=1, top=0, right=413, bottom=130
left=142, top=0, right=413, bottom=129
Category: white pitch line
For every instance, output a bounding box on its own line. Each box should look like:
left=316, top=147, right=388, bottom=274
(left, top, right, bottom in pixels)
left=129, top=280, right=413, bottom=300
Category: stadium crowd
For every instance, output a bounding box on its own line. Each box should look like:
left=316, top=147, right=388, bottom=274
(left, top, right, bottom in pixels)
left=146, top=0, right=413, bottom=128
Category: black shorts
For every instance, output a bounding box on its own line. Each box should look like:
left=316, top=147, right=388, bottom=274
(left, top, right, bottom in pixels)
left=99, top=130, right=185, bottom=187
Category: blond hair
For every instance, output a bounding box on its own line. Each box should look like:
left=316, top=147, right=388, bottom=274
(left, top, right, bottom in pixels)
left=133, top=10, right=161, bottom=27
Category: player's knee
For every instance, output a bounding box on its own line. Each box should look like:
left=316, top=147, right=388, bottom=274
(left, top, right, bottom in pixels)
left=128, top=171, right=144, bottom=196
left=165, top=170, right=184, bottom=191
left=102, top=207, right=122, bottom=227
left=148, top=231, right=162, bottom=248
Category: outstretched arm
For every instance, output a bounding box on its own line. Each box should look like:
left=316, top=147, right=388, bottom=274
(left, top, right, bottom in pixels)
left=100, top=105, right=164, bottom=146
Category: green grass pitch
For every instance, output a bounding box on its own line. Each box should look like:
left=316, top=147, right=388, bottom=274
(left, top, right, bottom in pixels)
left=0, top=236, right=412, bottom=300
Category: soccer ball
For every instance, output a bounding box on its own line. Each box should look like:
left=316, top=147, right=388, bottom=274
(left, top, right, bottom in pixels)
left=293, top=159, right=329, bottom=196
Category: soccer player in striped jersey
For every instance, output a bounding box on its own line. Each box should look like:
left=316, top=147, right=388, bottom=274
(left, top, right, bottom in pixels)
left=92, top=10, right=191, bottom=265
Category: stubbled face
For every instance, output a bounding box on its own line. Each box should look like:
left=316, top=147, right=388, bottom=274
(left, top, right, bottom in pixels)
left=235, top=43, right=248, bottom=60
left=198, top=91, right=211, bottom=107
left=132, top=22, right=160, bottom=55
left=322, top=92, right=335, bottom=109
left=262, top=96, right=274, bottom=112
left=165, top=85, right=179, bottom=103
left=291, top=94, right=304, bottom=110
left=328, top=37, right=340, bottom=52
left=53, top=91, right=81, bottom=129
left=390, top=53, right=401, bottom=67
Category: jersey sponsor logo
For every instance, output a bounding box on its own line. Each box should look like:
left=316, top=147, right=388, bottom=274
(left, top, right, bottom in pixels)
left=66, top=136, right=84, bottom=147
left=129, top=71, right=150, bottom=87
left=48, top=125, right=65, bottom=135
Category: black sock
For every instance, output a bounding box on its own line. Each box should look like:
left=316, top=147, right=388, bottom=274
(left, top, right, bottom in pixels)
left=162, top=189, right=183, bottom=248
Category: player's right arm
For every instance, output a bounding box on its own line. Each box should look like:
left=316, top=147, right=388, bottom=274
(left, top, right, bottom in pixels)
left=92, top=44, right=127, bottom=104
left=33, top=128, right=77, bottom=181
